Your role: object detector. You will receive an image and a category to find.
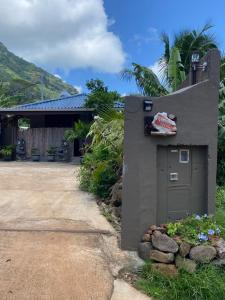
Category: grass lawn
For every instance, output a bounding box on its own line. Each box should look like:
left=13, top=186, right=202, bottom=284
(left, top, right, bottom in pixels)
left=136, top=186, right=225, bottom=300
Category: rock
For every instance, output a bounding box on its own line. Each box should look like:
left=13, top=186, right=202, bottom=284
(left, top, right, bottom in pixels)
left=160, top=224, right=167, bottom=229
left=153, top=230, right=161, bottom=237
left=152, top=231, right=179, bottom=253
left=149, top=225, right=166, bottom=233
left=110, top=180, right=122, bottom=207
left=213, top=239, right=225, bottom=258
left=151, top=263, right=178, bottom=277
left=190, top=245, right=217, bottom=263
left=149, top=225, right=158, bottom=231
left=142, top=234, right=151, bottom=242
left=179, top=242, right=191, bottom=258
left=212, top=258, right=225, bottom=266
left=112, top=206, right=121, bottom=219
left=172, top=236, right=183, bottom=245
left=147, top=229, right=153, bottom=235
left=150, top=250, right=174, bottom=263
left=175, top=255, right=197, bottom=273
left=138, top=242, right=153, bottom=260
left=154, top=227, right=166, bottom=233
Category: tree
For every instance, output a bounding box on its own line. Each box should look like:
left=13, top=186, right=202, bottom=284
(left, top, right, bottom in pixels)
left=85, top=79, right=121, bottom=112
left=122, top=23, right=217, bottom=95
left=121, top=63, right=168, bottom=96
left=160, top=22, right=217, bottom=88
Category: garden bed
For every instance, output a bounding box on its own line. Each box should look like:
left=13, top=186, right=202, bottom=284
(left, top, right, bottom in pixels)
left=134, top=213, right=225, bottom=300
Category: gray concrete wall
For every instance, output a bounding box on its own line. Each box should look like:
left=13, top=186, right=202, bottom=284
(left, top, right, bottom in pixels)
left=121, top=49, right=220, bottom=250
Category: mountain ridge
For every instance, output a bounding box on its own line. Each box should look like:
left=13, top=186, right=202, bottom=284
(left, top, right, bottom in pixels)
left=0, top=42, right=78, bottom=106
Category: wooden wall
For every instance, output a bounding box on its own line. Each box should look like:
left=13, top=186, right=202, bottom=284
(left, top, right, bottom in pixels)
left=17, top=127, right=72, bottom=158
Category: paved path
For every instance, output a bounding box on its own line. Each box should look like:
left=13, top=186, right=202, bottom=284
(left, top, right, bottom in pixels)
left=0, top=162, right=149, bottom=300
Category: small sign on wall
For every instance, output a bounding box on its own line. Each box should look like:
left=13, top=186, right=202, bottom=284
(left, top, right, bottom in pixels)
left=144, top=112, right=177, bottom=136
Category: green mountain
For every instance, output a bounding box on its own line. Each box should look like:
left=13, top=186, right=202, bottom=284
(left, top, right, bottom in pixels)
left=0, top=42, right=78, bottom=107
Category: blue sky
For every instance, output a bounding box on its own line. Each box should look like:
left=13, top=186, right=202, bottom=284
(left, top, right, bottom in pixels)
left=0, top=0, right=225, bottom=96
left=64, top=0, right=225, bottom=95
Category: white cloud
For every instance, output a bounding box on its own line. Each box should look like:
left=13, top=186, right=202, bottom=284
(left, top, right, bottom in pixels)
left=131, top=27, right=159, bottom=47
left=74, top=85, right=83, bottom=94
left=148, top=27, right=159, bottom=40
left=54, top=74, right=62, bottom=79
left=149, top=61, right=161, bottom=79
left=0, top=0, right=125, bottom=73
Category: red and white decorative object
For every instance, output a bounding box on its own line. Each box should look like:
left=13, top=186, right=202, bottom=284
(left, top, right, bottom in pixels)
left=152, top=112, right=177, bottom=136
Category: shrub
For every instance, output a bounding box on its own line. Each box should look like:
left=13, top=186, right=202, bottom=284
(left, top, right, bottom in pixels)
left=166, top=214, right=222, bottom=245
left=0, top=145, right=15, bottom=157
left=47, top=146, right=57, bottom=155
left=216, top=185, right=225, bottom=209
left=79, top=111, right=123, bottom=198
left=64, top=120, right=91, bottom=142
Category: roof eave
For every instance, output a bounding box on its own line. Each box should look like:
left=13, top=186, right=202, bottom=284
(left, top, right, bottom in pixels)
left=0, top=108, right=94, bottom=113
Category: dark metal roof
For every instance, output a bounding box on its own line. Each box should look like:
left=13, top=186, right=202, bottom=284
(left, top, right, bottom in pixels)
left=11, top=93, right=88, bottom=111
left=0, top=93, right=124, bottom=113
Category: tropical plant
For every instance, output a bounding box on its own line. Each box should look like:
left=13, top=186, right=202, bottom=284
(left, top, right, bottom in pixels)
left=159, top=23, right=217, bottom=84
left=47, top=146, right=57, bottom=155
left=122, top=23, right=217, bottom=95
left=0, top=145, right=14, bottom=158
left=121, top=63, right=168, bottom=96
left=64, top=120, right=91, bottom=142
left=79, top=107, right=124, bottom=198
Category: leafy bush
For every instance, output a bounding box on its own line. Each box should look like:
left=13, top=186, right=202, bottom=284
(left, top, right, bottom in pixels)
left=65, top=120, right=91, bottom=142
left=79, top=111, right=124, bottom=198
left=47, top=146, right=57, bottom=155
left=216, top=185, right=225, bottom=209
left=215, top=185, right=225, bottom=231
left=166, top=214, right=221, bottom=245
left=217, top=140, right=225, bottom=185
left=136, top=263, right=225, bottom=300
left=0, top=145, right=15, bottom=157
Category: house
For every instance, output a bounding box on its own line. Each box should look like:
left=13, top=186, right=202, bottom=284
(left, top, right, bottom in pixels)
left=0, top=94, right=94, bottom=160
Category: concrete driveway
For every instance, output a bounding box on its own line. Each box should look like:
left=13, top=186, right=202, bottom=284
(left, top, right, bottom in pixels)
left=0, top=162, right=148, bottom=300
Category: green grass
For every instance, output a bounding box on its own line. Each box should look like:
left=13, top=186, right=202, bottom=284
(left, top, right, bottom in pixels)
left=215, top=186, right=225, bottom=225
left=136, top=263, right=225, bottom=300
left=135, top=186, right=225, bottom=300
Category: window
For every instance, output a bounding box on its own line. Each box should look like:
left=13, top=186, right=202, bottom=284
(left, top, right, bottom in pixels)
left=179, top=149, right=189, bottom=163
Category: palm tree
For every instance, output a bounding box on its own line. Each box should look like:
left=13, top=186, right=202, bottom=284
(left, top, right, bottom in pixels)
left=122, top=23, right=218, bottom=95
left=160, top=22, right=217, bottom=88
left=121, top=63, right=168, bottom=96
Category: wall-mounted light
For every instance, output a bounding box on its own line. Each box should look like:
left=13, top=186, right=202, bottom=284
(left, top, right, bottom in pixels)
left=143, top=99, right=153, bottom=112
left=191, top=52, right=200, bottom=63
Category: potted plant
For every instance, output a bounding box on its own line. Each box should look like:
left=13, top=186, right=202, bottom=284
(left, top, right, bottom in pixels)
left=47, top=146, right=57, bottom=162
left=0, top=145, right=15, bottom=161
left=31, top=148, right=40, bottom=161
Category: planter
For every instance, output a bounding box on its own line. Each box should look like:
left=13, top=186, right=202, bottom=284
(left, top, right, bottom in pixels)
left=47, top=154, right=56, bottom=162
left=3, top=155, right=12, bottom=161
left=32, top=154, right=40, bottom=162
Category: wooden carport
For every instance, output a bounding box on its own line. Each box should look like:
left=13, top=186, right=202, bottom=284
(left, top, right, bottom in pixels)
left=0, top=94, right=93, bottom=160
